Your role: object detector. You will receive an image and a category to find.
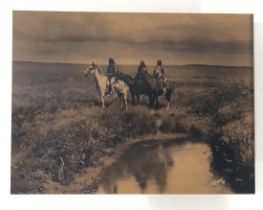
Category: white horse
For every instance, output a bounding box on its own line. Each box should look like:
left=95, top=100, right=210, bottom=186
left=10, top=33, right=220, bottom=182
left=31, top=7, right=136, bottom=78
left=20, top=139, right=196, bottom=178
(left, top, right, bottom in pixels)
left=83, top=63, right=129, bottom=110
left=83, top=63, right=109, bottom=108
left=110, top=76, right=129, bottom=111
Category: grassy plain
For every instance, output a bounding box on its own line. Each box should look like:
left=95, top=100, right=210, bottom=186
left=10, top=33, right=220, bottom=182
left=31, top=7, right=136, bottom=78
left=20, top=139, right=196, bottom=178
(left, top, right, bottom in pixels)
left=11, top=61, right=254, bottom=193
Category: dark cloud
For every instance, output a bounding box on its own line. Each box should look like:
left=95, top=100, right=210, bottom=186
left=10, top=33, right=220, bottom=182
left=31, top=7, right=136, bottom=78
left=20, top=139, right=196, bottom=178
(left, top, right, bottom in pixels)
left=157, top=38, right=251, bottom=54
left=13, top=12, right=253, bottom=66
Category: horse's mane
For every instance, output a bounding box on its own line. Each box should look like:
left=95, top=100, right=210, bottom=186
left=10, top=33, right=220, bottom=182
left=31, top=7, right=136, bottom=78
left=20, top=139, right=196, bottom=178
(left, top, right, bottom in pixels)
left=135, top=70, right=155, bottom=81
left=117, top=72, right=134, bottom=81
left=145, top=72, right=154, bottom=80
left=93, top=64, right=102, bottom=74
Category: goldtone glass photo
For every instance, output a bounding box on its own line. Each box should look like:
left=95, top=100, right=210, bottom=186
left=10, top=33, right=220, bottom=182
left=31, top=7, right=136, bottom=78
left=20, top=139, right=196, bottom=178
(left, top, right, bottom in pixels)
left=11, top=11, right=254, bottom=194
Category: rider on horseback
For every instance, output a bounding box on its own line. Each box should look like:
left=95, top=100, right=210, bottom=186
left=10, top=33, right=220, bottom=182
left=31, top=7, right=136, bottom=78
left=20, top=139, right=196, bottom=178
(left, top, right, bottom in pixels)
left=135, top=61, right=148, bottom=80
left=153, top=59, right=168, bottom=94
left=153, top=60, right=167, bottom=82
left=106, top=58, right=119, bottom=95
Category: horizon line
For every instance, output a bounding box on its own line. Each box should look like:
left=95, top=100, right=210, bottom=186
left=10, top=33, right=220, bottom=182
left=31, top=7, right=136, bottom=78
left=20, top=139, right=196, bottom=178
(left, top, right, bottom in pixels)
left=12, top=60, right=253, bottom=68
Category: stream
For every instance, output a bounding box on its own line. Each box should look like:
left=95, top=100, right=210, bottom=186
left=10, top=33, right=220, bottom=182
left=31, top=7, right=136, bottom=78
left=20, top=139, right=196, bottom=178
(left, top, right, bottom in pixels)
left=96, top=140, right=232, bottom=194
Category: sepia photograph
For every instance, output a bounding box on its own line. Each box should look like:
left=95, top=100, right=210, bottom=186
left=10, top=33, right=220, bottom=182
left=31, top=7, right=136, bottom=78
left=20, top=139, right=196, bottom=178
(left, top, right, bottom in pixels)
left=11, top=11, right=254, bottom=194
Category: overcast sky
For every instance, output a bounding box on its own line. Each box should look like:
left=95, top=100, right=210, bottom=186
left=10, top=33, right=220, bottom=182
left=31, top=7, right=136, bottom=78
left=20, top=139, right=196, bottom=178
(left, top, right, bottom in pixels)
left=13, top=12, right=253, bottom=66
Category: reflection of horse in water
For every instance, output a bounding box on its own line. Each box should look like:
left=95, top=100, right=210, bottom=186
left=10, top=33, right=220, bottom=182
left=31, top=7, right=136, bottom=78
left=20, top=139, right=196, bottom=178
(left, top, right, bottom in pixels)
left=99, top=143, right=174, bottom=193
left=83, top=63, right=130, bottom=110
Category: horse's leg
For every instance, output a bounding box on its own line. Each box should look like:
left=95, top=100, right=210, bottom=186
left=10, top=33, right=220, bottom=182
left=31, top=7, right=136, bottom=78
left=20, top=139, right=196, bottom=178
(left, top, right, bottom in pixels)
left=119, top=93, right=123, bottom=108
left=101, top=92, right=106, bottom=109
left=131, top=90, right=136, bottom=105
left=131, top=94, right=135, bottom=105
left=124, top=93, right=128, bottom=111
left=155, top=95, right=160, bottom=109
left=153, top=94, right=160, bottom=109
left=165, top=91, right=172, bottom=110
left=136, top=95, right=140, bottom=105
left=148, top=95, right=153, bottom=108
left=166, top=102, right=170, bottom=110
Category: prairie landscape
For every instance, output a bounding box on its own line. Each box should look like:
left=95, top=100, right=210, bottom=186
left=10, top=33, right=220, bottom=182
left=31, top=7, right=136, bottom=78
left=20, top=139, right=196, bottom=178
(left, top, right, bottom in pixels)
left=11, top=61, right=254, bottom=193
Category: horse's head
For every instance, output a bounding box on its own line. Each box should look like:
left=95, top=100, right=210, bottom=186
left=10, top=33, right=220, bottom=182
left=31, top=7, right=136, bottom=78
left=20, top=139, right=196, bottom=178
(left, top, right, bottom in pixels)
left=110, top=76, right=118, bottom=84
left=83, top=63, right=98, bottom=78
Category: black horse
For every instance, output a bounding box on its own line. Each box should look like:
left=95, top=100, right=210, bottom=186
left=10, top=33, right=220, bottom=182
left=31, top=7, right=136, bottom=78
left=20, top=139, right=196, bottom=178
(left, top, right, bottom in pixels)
left=133, top=71, right=172, bottom=109
left=114, top=71, right=172, bottom=109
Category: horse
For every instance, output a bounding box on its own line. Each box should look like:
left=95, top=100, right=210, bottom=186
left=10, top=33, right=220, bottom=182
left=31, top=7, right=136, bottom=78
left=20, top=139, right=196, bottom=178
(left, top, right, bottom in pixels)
left=83, top=63, right=130, bottom=110
left=133, top=71, right=173, bottom=109
left=113, top=71, right=172, bottom=109
left=83, top=63, right=109, bottom=108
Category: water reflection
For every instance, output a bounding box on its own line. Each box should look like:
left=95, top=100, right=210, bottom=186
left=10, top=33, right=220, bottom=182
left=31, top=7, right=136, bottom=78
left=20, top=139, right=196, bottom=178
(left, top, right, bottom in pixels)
left=97, top=141, right=232, bottom=194
left=99, top=143, right=173, bottom=193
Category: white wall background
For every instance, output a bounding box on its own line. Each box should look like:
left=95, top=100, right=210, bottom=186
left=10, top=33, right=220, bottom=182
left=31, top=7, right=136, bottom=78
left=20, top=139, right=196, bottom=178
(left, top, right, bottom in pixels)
left=0, top=0, right=262, bottom=210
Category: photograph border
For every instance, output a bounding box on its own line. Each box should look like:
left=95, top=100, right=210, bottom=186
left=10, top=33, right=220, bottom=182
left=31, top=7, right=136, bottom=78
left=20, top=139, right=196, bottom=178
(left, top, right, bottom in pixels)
left=1, top=0, right=263, bottom=209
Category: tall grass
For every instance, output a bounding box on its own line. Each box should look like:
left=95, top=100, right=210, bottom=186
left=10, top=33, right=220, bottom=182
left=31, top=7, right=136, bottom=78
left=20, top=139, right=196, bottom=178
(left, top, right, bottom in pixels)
left=209, top=115, right=254, bottom=193
left=11, top=102, right=159, bottom=193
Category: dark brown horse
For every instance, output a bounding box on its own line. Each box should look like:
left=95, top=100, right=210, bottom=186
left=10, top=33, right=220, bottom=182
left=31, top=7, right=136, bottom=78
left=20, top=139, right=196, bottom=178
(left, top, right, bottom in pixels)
left=114, top=71, right=172, bottom=109
left=133, top=71, right=172, bottom=109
